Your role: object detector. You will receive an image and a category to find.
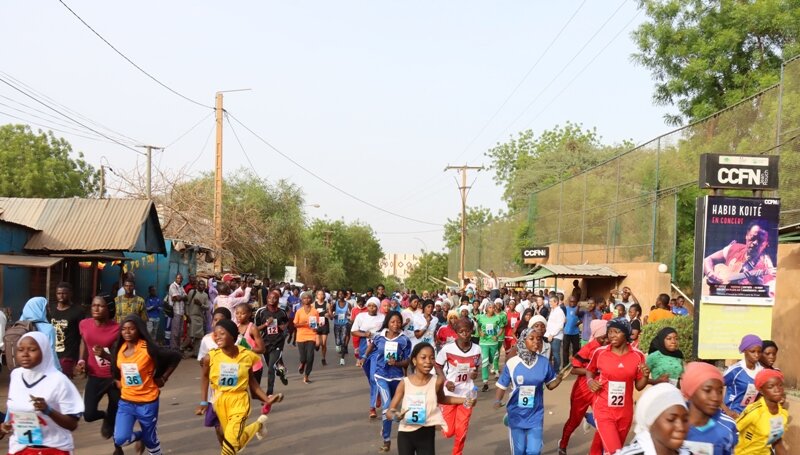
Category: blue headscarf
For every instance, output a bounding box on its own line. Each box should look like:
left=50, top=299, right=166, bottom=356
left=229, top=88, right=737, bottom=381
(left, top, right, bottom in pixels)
left=20, top=297, right=61, bottom=371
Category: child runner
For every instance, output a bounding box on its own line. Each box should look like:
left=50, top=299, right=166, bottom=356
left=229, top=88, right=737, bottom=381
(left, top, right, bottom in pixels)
left=332, top=295, right=351, bottom=365
left=196, top=307, right=233, bottom=446
left=504, top=301, right=520, bottom=354
left=411, top=300, right=438, bottom=348
left=293, top=291, right=320, bottom=384
left=387, top=342, right=468, bottom=455
left=1, top=332, right=84, bottom=455
left=476, top=302, right=504, bottom=392
left=722, top=334, right=764, bottom=419
left=352, top=297, right=386, bottom=418
left=494, top=329, right=566, bottom=455
left=435, top=311, right=460, bottom=351
left=111, top=315, right=181, bottom=455
left=646, top=327, right=685, bottom=386
left=350, top=296, right=368, bottom=360
left=679, top=362, right=737, bottom=455
left=254, top=290, right=290, bottom=395
left=233, top=302, right=265, bottom=387
left=759, top=340, right=779, bottom=370
left=558, top=319, right=608, bottom=454
left=435, top=319, right=481, bottom=455
left=527, top=315, right=551, bottom=361
left=76, top=296, right=121, bottom=441
left=586, top=318, right=649, bottom=455
left=734, top=369, right=788, bottom=454
left=362, top=311, right=411, bottom=452
left=199, top=319, right=283, bottom=455
left=616, top=383, right=690, bottom=455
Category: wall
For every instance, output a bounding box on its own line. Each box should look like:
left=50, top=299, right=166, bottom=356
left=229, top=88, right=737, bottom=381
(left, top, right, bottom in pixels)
left=772, top=243, right=800, bottom=388
left=0, top=223, right=33, bottom=317
left=99, top=240, right=197, bottom=298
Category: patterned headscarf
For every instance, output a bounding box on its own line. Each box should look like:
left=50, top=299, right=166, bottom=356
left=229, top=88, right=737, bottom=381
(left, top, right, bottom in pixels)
left=516, top=328, right=539, bottom=366
left=608, top=317, right=632, bottom=342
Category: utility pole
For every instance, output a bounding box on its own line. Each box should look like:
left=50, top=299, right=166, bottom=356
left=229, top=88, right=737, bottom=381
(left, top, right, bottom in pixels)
left=99, top=165, right=105, bottom=198
left=136, top=145, right=163, bottom=199
left=444, top=164, right=482, bottom=283
left=214, top=92, right=224, bottom=273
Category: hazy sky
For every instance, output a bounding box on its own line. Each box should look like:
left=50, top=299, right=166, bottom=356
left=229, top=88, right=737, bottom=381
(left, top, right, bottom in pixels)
left=1, top=1, right=671, bottom=254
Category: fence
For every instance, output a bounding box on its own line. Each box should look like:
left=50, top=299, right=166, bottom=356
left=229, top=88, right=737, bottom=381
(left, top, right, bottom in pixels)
left=449, top=55, right=800, bottom=281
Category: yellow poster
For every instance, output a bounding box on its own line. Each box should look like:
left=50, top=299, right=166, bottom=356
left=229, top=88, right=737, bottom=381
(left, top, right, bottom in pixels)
left=697, top=303, right=772, bottom=359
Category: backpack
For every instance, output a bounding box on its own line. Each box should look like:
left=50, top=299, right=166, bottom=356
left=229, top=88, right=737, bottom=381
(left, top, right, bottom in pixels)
left=4, top=320, right=41, bottom=369
left=162, top=294, right=175, bottom=318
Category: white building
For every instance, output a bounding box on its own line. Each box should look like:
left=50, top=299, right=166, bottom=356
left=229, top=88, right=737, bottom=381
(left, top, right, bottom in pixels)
left=380, top=253, right=420, bottom=281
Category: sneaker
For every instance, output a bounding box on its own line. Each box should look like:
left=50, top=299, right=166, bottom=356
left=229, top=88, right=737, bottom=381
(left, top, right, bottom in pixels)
left=379, top=441, right=391, bottom=452
left=321, top=358, right=327, bottom=366
left=100, top=422, right=113, bottom=440
left=339, top=358, right=345, bottom=366
left=277, top=368, right=289, bottom=386
left=335, top=345, right=341, bottom=353
left=298, top=363, right=305, bottom=375
left=481, top=383, right=489, bottom=393
left=558, top=448, right=567, bottom=455
left=255, top=415, right=269, bottom=440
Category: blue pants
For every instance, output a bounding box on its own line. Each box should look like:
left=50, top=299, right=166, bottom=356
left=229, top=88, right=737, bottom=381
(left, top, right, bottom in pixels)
left=376, top=377, right=400, bottom=442
left=550, top=338, right=562, bottom=371
left=114, top=399, right=161, bottom=455
left=508, top=426, right=543, bottom=455
left=361, top=353, right=379, bottom=408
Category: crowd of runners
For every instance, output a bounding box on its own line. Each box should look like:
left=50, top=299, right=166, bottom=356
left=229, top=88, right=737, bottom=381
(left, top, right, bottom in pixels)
left=0, top=274, right=789, bottom=454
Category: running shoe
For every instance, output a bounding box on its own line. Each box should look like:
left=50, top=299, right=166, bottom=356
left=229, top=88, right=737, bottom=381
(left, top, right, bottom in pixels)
left=276, top=366, right=288, bottom=386
left=558, top=448, right=567, bottom=455
left=369, top=407, right=377, bottom=419
left=298, top=363, right=305, bottom=375
left=335, top=345, right=341, bottom=353
left=379, top=440, right=391, bottom=452
left=256, top=415, right=269, bottom=440
left=321, top=358, right=327, bottom=366
left=100, top=421, right=113, bottom=440
left=481, top=383, right=489, bottom=392
left=339, top=358, right=345, bottom=366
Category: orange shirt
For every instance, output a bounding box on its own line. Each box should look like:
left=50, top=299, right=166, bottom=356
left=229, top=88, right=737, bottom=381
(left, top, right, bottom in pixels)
left=117, top=339, right=159, bottom=402
left=293, top=306, right=320, bottom=343
left=647, top=308, right=675, bottom=323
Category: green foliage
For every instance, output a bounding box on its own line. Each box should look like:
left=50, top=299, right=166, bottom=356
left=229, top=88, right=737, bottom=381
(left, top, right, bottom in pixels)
left=404, top=252, right=449, bottom=294
left=640, top=315, right=696, bottom=362
left=443, top=206, right=496, bottom=250
left=302, top=219, right=384, bottom=291
left=632, top=0, right=800, bottom=125
left=382, top=275, right=404, bottom=294
left=0, top=124, right=98, bottom=197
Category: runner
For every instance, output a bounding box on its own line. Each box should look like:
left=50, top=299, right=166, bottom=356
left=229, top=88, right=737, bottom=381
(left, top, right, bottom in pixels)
left=313, top=290, right=331, bottom=366
left=19, top=297, right=61, bottom=371
left=361, top=311, right=411, bottom=452
left=199, top=319, right=283, bottom=455
left=435, top=311, right=460, bottom=351
left=616, top=383, right=689, bottom=455
left=435, top=319, right=481, bottom=455
left=196, top=307, right=232, bottom=446
left=646, top=327, right=684, bottom=386
left=76, top=296, right=121, bottom=441
left=476, top=301, right=504, bottom=391
left=1, top=332, right=84, bottom=455
left=527, top=315, right=551, bottom=361
left=350, top=296, right=368, bottom=360
left=332, top=294, right=351, bottom=365
left=111, top=315, right=181, bottom=455
left=734, top=369, right=788, bottom=454
left=494, top=329, right=565, bottom=455
left=233, top=302, right=265, bottom=388
left=504, top=301, right=521, bottom=354
left=351, top=297, right=385, bottom=418
left=759, top=340, right=779, bottom=370
left=387, top=342, right=467, bottom=455
left=254, top=290, right=289, bottom=396
left=722, top=334, right=764, bottom=419
left=558, top=319, right=608, bottom=454
left=49, top=282, right=84, bottom=378
left=293, top=291, right=320, bottom=384
left=679, top=362, right=737, bottom=455
left=585, top=318, right=649, bottom=455
left=411, top=300, right=438, bottom=348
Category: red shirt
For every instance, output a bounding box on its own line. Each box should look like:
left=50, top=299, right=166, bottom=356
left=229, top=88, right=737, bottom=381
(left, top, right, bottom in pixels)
left=602, top=313, right=613, bottom=321
left=504, top=310, right=520, bottom=337
left=436, top=325, right=458, bottom=346
left=350, top=306, right=368, bottom=345
left=586, top=344, right=645, bottom=415
left=79, top=318, right=120, bottom=378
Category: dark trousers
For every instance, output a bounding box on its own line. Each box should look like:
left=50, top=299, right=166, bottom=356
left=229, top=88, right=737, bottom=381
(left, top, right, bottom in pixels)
left=297, top=341, right=315, bottom=377
left=84, top=375, right=120, bottom=431
left=563, top=334, right=581, bottom=366
left=398, top=426, right=436, bottom=455
left=265, top=344, right=284, bottom=394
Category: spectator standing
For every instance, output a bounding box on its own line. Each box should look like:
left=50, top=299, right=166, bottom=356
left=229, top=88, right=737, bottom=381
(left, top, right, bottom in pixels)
left=48, top=282, right=84, bottom=378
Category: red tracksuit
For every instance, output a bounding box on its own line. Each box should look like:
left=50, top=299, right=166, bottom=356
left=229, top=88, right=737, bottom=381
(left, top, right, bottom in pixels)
left=586, top=344, right=645, bottom=455
left=559, top=338, right=603, bottom=450
left=503, top=310, right=520, bottom=352
left=350, top=305, right=368, bottom=358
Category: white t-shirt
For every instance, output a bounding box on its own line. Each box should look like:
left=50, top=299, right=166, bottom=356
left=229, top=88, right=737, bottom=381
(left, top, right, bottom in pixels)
left=544, top=306, right=566, bottom=341
left=401, top=308, right=419, bottom=339
left=514, top=300, right=530, bottom=315
left=197, top=333, right=218, bottom=361
left=411, top=314, right=438, bottom=347
left=352, top=312, right=385, bottom=340
left=436, top=342, right=482, bottom=398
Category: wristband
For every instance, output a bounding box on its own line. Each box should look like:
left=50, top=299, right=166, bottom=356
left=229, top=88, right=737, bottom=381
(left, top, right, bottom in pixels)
left=42, top=405, right=52, bottom=416
left=199, top=401, right=209, bottom=406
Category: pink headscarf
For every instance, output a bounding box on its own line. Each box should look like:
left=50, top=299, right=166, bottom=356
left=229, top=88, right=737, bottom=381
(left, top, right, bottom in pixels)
left=680, top=362, right=724, bottom=399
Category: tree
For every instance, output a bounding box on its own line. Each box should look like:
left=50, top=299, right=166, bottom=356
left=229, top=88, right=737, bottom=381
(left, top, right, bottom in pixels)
left=0, top=124, right=98, bottom=197
left=301, top=219, right=384, bottom=290
left=404, top=252, right=449, bottom=294
left=443, top=206, right=496, bottom=250
left=632, top=0, right=800, bottom=125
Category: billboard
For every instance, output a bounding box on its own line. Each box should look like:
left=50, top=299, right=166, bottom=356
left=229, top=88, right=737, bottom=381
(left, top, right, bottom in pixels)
left=699, top=154, right=779, bottom=190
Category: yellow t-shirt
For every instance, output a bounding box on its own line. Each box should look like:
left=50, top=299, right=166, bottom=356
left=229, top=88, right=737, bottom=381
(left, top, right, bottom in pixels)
left=647, top=308, right=674, bottom=323
left=117, top=339, right=158, bottom=402
left=209, top=346, right=260, bottom=394
left=735, top=396, right=788, bottom=455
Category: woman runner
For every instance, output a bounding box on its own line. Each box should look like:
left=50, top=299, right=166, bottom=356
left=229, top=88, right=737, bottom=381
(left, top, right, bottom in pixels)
left=332, top=295, right=351, bottom=365
left=1, top=332, right=84, bottom=455
left=111, top=315, right=181, bottom=455
left=293, top=291, right=320, bottom=384
left=313, top=290, right=331, bottom=366
left=585, top=317, right=649, bottom=455
left=387, top=342, right=467, bottom=455
left=76, top=296, right=120, bottom=440
left=199, top=319, right=283, bottom=455
left=722, top=334, right=763, bottom=419
left=504, top=301, right=521, bottom=354
left=646, top=327, right=684, bottom=386
left=195, top=307, right=233, bottom=445
left=759, top=340, right=779, bottom=370
left=233, top=302, right=265, bottom=388
left=679, top=362, right=737, bottom=455
left=411, top=300, right=439, bottom=349
left=435, top=311, right=460, bottom=351
left=616, top=383, right=690, bottom=455
left=476, top=302, right=504, bottom=392
left=361, top=311, right=411, bottom=452
left=734, top=369, right=788, bottom=454
left=351, top=297, right=386, bottom=418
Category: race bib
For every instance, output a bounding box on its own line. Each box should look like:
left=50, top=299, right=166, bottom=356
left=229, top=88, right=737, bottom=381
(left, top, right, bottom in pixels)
left=767, top=416, right=784, bottom=445
left=13, top=411, right=43, bottom=446
left=219, top=363, right=239, bottom=387
left=608, top=381, right=626, bottom=407
left=266, top=321, right=279, bottom=335
left=384, top=341, right=398, bottom=362
left=518, top=386, right=536, bottom=408
left=121, top=363, right=143, bottom=387
left=94, top=347, right=111, bottom=368
left=455, top=362, right=470, bottom=382
left=422, top=335, right=433, bottom=344
left=510, top=317, right=518, bottom=329
left=741, top=383, right=758, bottom=407
left=309, top=318, right=318, bottom=329
left=318, top=317, right=326, bottom=326
left=405, top=393, right=427, bottom=425
left=337, top=313, right=346, bottom=323
left=683, top=441, right=714, bottom=455
left=486, top=323, right=495, bottom=336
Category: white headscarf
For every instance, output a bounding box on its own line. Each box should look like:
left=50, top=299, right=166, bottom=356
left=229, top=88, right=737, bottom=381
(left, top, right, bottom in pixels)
left=14, top=332, right=60, bottom=384
left=366, top=296, right=381, bottom=307
left=629, top=383, right=688, bottom=455
left=528, top=314, right=547, bottom=328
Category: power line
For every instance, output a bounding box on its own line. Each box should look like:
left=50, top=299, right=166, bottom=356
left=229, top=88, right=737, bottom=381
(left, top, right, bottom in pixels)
left=0, top=108, right=124, bottom=143
left=224, top=112, right=259, bottom=174
left=0, top=75, right=145, bottom=156
left=56, top=0, right=213, bottom=110
left=185, top=123, right=216, bottom=172
left=164, top=112, right=213, bottom=149
left=0, top=101, right=122, bottom=142
left=226, top=111, right=444, bottom=226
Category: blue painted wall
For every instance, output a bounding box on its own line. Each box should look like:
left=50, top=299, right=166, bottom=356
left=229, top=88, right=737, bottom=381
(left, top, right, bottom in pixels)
left=0, top=222, right=33, bottom=316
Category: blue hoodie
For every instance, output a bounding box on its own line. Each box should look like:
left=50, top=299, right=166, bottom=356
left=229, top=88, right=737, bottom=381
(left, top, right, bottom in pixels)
left=20, top=297, right=61, bottom=371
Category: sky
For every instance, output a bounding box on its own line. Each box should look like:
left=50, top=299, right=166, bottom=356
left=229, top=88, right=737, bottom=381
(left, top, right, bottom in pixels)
left=0, top=0, right=672, bottom=254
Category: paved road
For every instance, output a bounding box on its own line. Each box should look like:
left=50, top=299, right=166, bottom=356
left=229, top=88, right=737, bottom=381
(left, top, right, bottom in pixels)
left=65, top=339, right=594, bottom=454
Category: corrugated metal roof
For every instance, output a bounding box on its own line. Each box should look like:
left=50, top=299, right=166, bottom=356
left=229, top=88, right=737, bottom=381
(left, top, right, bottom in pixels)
left=532, top=264, right=625, bottom=279
left=0, top=254, right=63, bottom=268
left=0, top=198, right=165, bottom=253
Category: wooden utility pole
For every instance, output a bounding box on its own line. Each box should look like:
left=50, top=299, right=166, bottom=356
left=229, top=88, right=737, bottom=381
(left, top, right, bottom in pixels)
left=444, top=164, right=482, bottom=283
left=213, top=92, right=224, bottom=273
left=139, top=145, right=163, bottom=199
left=99, top=165, right=105, bottom=198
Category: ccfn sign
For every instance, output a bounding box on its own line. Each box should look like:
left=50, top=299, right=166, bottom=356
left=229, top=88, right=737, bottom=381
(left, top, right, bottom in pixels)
left=699, top=153, right=779, bottom=190
left=521, top=247, right=549, bottom=259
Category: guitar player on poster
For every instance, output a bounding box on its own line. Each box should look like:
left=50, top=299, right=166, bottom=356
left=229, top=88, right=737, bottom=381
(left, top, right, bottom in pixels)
left=703, top=220, right=776, bottom=287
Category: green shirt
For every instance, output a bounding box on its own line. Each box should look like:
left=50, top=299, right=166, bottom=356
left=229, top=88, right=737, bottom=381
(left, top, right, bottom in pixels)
left=115, top=295, right=148, bottom=323
left=477, top=314, right=504, bottom=345
left=646, top=350, right=684, bottom=383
